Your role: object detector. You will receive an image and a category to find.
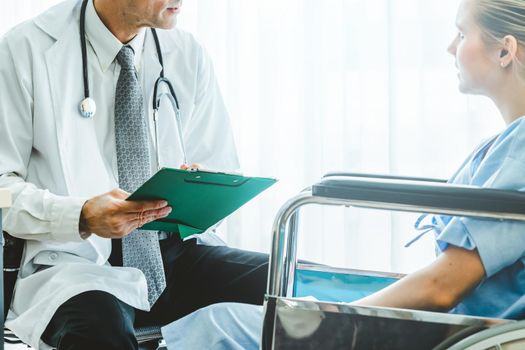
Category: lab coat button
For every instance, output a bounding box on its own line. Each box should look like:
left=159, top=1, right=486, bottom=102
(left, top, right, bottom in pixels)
left=49, top=252, right=58, bottom=261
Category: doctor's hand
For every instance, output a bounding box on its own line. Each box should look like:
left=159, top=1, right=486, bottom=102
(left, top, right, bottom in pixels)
left=79, top=189, right=172, bottom=239
left=180, top=163, right=204, bottom=171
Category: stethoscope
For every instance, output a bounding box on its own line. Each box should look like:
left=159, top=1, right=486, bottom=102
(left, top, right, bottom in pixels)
left=78, top=0, right=188, bottom=168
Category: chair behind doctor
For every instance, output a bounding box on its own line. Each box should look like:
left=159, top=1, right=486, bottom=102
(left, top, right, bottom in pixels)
left=2, top=233, right=165, bottom=349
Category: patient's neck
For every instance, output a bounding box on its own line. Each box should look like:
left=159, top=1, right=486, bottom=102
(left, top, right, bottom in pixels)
left=490, top=80, right=525, bottom=126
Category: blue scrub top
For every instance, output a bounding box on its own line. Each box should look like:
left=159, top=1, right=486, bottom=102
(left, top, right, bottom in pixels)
left=413, top=116, right=525, bottom=319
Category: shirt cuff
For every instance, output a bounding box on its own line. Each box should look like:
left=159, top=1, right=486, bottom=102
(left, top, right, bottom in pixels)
left=50, top=196, right=89, bottom=242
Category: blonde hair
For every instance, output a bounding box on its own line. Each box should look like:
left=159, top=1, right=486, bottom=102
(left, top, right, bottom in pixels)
left=476, top=0, right=525, bottom=77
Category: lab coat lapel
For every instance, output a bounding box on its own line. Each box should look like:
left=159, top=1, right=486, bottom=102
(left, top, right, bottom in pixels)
left=42, top=5, right=111, bottom=196
left=33, top=0, right=79, bottom=40
left=34, top=0, right=82, bottom=194
left=43, top=22, right=82, bottom=194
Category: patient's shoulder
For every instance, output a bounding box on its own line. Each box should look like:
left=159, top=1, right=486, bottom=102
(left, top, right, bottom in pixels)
left=502, top=116, right=525, bottom=138
left=495, top=117, right=525, bottom=159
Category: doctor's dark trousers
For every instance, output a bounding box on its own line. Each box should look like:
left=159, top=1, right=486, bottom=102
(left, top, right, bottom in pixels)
left=41, top=236, right=269, bottom=350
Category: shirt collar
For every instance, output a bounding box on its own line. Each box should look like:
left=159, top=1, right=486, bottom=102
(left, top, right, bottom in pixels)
left=85, top=0, right=146, bottom=72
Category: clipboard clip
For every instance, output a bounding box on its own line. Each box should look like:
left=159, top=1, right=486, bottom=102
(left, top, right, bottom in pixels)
left=184, top=171, right=250, bottom=187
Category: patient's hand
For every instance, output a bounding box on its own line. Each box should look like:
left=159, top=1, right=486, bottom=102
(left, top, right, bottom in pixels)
left=79, top=189, right=172, bottom=239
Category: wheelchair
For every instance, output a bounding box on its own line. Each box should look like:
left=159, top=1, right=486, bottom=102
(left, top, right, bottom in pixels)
left=262, top=173, right=525, bottom=350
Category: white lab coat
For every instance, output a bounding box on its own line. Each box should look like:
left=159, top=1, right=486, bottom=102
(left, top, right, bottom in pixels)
left=0, top=0, right=239, bottom=348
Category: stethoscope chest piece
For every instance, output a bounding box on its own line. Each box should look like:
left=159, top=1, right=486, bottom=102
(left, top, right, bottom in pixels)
left=79, top=97, right=96, bottom=118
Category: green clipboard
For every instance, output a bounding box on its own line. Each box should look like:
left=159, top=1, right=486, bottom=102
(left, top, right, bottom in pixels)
left=127, top=168, right=277, bottom=238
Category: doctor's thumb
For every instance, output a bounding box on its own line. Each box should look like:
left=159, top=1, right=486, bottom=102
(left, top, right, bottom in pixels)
left=112, top=188, right=130, bottom=198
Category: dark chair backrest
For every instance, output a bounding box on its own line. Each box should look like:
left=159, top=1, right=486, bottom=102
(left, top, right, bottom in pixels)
left=3, top=232, right=24, bottom=320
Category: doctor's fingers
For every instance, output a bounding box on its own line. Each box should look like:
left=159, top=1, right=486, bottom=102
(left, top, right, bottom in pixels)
left=124, top=206, right=172, bottom=224
left=127, top=209, right=172, bottom=232
left=123, top=199, right=170, bottom=213
left=105, top=208, right=171, bottom=237
left=180, top=163, right=204, bottom=171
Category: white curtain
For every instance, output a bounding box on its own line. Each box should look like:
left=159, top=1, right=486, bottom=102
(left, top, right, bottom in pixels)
left=1, top=0, right=504, bottom=273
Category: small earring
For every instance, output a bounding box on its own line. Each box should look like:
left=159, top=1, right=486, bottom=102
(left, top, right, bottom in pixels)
left=501, top=62, right=505, bottom=67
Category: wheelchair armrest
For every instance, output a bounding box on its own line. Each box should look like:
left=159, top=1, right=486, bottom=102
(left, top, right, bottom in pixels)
left=268, top=173, right=525, bottom=298
left=313, top=174, right=525, bottom=219
left=323, top=172, right=447, bottom=183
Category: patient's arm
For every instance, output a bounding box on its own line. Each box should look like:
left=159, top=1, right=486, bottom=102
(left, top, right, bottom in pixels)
left=352, top=246, right=485, bottom=312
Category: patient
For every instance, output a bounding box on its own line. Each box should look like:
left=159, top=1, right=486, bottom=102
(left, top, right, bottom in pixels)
left=163, top=0, right=525, bottom=348
left=355, top=0, right=525, bottom=318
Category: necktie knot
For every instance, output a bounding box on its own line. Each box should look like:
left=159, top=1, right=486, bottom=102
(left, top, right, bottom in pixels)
left=116, top=45, right=135, bottom=71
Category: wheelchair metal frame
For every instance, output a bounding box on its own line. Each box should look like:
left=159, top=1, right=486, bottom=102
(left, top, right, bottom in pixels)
left=265, top=173, right=525, bottom=349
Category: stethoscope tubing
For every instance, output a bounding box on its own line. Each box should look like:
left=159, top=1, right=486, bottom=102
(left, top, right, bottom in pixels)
left=80, top=0, right=90, bottom=100
left=79, top=0, right=186, bottom=168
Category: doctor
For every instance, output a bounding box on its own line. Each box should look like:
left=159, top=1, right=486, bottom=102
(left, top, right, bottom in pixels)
left=0, top=0, right=268, bottom=349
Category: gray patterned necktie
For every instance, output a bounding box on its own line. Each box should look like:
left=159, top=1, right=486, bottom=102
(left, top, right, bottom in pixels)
left=115, top=45, right=166, bottom=307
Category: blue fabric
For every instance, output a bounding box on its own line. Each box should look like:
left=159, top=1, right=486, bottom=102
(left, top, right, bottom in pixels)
left=412, top=116, right=525, bottom=319
left=294, top=269, right=398, bottom=303
left=161, top=303, right=262, bottom=350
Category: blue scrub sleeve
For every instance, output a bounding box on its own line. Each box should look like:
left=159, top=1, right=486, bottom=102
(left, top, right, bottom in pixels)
left=437, top=217, right=525, bottom=278
left=437, top=121, right=525, bottom=279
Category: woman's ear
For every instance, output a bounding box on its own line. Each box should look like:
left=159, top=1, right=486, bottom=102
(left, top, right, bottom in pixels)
left=499, top=35, right=518, bottom=68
